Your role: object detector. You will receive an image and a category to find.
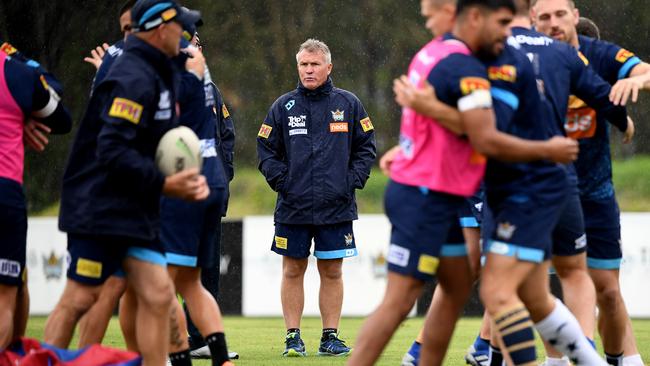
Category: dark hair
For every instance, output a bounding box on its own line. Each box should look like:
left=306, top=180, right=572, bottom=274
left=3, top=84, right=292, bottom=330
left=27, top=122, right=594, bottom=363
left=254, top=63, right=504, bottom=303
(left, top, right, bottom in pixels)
left=456, top=0, right=516, bottom=16
left=119, top=0, right=137, bottom=16
left=576, top=17, right=600, bottom=40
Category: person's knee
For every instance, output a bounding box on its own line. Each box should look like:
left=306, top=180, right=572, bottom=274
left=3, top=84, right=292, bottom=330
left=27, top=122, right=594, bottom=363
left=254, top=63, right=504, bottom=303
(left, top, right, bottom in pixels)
left=60, top=287, right=98, bottom=317
left=283, top=259, right=308, bottom=279
left=138, top=278, right=174, bottom=312
left=318, top=263, right=342, bottom=281
left=597, top=286, right=622, bottom=313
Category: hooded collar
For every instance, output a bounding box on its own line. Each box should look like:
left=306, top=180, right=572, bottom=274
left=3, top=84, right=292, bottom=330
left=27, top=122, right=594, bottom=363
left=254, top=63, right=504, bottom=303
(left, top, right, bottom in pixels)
left=298, top=77, right=333, bottom=99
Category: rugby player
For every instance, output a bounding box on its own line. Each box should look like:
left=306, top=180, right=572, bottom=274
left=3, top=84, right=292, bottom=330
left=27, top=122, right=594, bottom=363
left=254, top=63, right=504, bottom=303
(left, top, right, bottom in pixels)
left=533, top=1, right=650, bottom=365
left=348, top=0, right=585, bottom=364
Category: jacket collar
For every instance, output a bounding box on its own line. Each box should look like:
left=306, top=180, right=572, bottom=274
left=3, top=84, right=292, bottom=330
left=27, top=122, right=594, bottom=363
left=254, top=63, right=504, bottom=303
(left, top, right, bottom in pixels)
left=124, top=34, right=174, bottom=76
left=298, top=77, right=333, bottom=99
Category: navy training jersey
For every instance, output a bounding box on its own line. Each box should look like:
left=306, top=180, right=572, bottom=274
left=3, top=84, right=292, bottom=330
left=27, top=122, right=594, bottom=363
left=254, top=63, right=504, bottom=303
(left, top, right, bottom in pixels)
left=92, top=40, right=125, bottom=92
left=509, top=27, right=627, bottom=194
left=568, top=35, right=641, bottom=200
left=481, top=43, right=566, bottom=197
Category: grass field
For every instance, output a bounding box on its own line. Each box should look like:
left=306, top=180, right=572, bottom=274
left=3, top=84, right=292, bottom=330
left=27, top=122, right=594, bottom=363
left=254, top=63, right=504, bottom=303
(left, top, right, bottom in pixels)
left=25, top=316, right=650, bottom=365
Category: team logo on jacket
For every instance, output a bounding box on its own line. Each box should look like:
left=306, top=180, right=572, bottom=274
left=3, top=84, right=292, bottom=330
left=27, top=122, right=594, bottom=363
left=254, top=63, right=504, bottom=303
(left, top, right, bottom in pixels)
left=109, top=97, right=143, bottom=125
left=331, top=109, right=345, bottom=121
left=360, top=117, right=374, bottom=132
left=496, top=222, right=516, bottom=241
left=344, top=233, right=353, bottom=246
left=258, top=123, right=272, bottom=138
left=285, top=100, right=295, bottom=111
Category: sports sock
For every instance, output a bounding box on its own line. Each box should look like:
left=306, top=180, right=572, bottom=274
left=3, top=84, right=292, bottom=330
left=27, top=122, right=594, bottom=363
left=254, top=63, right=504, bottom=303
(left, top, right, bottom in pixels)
left=494, top=304, right=536, bottom=365
left=489, top=344, right=503, bottom=366
left=543, top=356, right=571, bottom=366
left=169, top=349, right=192, bottom=366
left=205, top=332, right=230, bottom=366
left=535, top=298, right=607, bottom=366
left=474, top=335, right=490, bottom=351
left=322, top=328, right=337, bottom=341
left=407, top=340, right=421, bottom=358
left=606, top=352, right=624, bottom=366
left=623, top=354, right=644, bottom=366
left=287, top=328, right=300, bottom=335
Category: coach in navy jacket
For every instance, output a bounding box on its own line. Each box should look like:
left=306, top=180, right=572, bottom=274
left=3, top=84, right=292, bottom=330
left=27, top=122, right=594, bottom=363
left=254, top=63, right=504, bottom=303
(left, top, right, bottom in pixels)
left=257, top=38, right=375, bottom=357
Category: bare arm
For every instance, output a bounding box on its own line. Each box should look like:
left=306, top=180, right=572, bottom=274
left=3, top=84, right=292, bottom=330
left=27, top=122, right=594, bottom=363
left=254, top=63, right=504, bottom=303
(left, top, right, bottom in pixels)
left=462, top=108, right=578, bottom=164
left=393, top=75, right=464, bottom=135
left=609, top=62, right=650, bottom=106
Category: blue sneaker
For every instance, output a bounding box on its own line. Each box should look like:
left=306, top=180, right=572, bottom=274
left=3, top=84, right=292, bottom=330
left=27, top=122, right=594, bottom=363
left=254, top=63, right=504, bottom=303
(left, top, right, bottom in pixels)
left=464, top=344, right=489, bottom=366
left=283, top=332, right=306, bottom=357
left=401, top=341, right=421, bottom=366
left=318, top=333, right=352, bottom=356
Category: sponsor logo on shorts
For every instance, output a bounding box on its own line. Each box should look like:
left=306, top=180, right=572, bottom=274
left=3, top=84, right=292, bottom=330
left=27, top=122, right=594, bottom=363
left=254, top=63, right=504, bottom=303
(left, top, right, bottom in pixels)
left=43, top=252, right=64, bottom=280
left=109, top=97, right=143, bottom=125
left=360, top=117, right=374, bottom=132
left=489, top=242, right=510, bottom=256
left=0, top=259, right=21, bottom=278
left=575, top=234, right=587, bottom=250
left=275, top=236, right=288, bottom=250
left=417, top=254, right=439, bottom=275
left=497, top=222, right=516, bottom=241
left=330, top=122, right=348, bottom=133
left=331, top=109, right=345, bottom=122
left=615, top=49, right=635, bottom=64
left=76, top=258, right=102, bottom=279
left=488, top=65, right=517, bottom=83
left=460, top=77, right=490, bottom=95
left=344, top=233, right=353, bottom=246
left=258, top=123, right=272, bottom=139
left=387, top=244, right=410, bottom=267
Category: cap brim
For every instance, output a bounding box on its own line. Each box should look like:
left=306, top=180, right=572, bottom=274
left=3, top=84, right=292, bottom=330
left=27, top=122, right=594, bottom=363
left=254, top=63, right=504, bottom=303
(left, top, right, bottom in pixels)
left=176, top=8, right=202, bottom=31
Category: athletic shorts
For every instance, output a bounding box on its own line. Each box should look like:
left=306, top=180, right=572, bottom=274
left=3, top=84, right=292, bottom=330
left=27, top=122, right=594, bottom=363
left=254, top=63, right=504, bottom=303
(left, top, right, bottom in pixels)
left=582, top=197, right=622, bottom=269
left=482, top=189, right=568, bottom=264
left=384, top=180, right=466, bottom=281
left=0, top=179, right=27, bottom=286
left=459, top=189, right=484, bottom=228
left=551, top=191, right=587, bottom=256
left=160, top=187, right=224, bottom=268
left=66, top=233, right=166, bottom=286
left=271, top=221, right=357, bottom=259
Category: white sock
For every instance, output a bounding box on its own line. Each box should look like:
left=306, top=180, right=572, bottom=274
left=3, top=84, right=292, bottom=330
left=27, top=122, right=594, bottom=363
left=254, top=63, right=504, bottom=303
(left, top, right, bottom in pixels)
left=623, top=354, right=644, bottom=366
left=544, top=356, right=571, bottom=366
left=535, top=298, right=607, bottom=366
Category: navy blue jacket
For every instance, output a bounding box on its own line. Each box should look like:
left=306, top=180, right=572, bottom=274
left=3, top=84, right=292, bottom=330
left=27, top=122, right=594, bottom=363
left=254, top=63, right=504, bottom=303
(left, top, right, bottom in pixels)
left=257, top=78, right=376, bottom=225
left=59, top=35, right=179, bottom=241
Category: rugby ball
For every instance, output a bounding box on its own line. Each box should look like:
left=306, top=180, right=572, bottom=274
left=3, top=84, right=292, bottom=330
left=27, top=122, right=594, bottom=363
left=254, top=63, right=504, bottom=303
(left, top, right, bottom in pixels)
left=155, top=126, right=203, bottom=176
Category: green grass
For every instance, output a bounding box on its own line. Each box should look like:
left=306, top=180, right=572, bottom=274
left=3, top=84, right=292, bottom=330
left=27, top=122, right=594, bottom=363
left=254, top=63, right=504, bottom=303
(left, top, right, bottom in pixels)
left=612, top=156, right=650, bottom=211
left=25, top=316, right=650, bottom=365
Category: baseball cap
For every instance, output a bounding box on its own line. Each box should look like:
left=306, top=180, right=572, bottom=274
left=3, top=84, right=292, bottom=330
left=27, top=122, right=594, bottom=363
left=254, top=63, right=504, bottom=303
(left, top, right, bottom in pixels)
left=131, top=0, right=201, bottom=32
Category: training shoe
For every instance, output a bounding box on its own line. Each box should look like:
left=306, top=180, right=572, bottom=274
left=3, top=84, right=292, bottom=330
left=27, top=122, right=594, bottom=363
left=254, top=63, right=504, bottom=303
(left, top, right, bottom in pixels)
left=283, top=332, right=307, bottom=357
left=401, top=341, right=421, bottom=366
left=318, top=333, right=352, bottom=357
left=189, top=345, right=240, bottom=360
left=464, top=345, right=489, bottom=366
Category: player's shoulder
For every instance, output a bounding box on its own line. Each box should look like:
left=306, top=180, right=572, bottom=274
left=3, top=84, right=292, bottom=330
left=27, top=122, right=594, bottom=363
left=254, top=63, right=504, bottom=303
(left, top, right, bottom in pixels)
left=332, top=87, right=363, bottom=106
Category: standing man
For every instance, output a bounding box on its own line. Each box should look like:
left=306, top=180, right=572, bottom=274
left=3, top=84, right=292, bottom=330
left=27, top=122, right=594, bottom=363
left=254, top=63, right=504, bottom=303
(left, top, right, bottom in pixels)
left=257, top=38, right=376, bottom=357
left=0, top=40, right=72, bottom=349
left=45, top=2, right=205, bottom=366
left=533, top=1, right=650, bottom=365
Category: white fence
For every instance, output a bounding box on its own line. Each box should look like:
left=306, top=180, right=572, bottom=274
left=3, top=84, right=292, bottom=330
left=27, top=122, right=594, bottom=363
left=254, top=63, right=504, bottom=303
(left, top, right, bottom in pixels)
left=25, top=214, right=650, bottom=317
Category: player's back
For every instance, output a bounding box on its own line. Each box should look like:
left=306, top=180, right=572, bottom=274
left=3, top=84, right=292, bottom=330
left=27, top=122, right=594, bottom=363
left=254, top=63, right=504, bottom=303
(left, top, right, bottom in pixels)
left=390, top=36, right=487, bottom=197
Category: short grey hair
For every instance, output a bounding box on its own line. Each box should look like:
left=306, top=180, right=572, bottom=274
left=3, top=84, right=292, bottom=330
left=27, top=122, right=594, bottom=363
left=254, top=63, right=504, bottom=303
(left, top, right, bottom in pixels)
left=296, top=38, right=332, bottom=64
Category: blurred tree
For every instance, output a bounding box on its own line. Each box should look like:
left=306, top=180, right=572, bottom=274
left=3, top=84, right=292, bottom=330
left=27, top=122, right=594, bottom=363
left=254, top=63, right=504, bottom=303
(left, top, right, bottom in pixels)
left=0, top=0, right=647, bottom=210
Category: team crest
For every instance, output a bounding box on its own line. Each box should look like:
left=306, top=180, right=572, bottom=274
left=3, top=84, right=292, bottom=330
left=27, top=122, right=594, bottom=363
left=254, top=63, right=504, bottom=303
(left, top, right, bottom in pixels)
left=496, top=222, right=516, bottom=240
left=344, top=233, right=353, bottom=246
left=331, top=109, right=345, bottom=122
left=43, top=251, right=64, bottom=280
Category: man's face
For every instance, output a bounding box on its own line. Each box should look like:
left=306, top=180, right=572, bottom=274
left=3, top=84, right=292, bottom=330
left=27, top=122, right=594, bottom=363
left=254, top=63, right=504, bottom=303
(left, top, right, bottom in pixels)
left=532, top=0, right=579, bottom=44
left=159, top=20, right=183, bottom=57
left=421, top=0, right=455, bottom=37
left=297, top=50, right=332, bottom=90
left=120, top=10, right=132, bottom=40
left=476, top=8, right=514, bottom=58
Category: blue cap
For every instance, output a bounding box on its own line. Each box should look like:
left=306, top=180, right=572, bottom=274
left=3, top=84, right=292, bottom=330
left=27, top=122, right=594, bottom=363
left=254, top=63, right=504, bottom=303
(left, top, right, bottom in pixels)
left=131, top=0, right=201, bottom=32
